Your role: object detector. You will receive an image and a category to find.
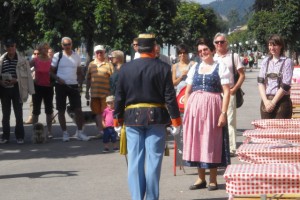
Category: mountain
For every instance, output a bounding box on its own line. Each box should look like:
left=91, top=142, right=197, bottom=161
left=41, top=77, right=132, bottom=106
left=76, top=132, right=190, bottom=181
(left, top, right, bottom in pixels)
left=194, top=0, right=255, bottom=19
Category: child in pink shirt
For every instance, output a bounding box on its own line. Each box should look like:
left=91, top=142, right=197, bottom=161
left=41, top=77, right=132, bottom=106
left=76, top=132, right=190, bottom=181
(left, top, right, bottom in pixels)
left=102, top=95, right=119, bottom=153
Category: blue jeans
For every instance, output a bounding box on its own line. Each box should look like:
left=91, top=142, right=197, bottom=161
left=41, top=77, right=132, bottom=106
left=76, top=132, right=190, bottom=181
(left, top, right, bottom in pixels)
left=103, top=127, right=117, bottom=143
left=0, top=84, right=24, bottom=140
left=126, top=125, right=166, bottom=200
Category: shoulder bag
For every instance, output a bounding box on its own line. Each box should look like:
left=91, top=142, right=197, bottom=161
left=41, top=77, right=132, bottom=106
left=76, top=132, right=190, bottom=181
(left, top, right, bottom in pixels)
left=232, top=53, right=245, bottom=108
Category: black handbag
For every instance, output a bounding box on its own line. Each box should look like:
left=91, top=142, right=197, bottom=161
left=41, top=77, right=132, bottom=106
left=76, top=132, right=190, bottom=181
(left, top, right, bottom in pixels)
left=232, top=53, right=245, bottom=108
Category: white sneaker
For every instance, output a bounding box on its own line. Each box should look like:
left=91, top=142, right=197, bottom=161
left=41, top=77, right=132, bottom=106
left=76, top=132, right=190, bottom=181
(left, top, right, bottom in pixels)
left=76, top=130, right=90, bottom=141
left=62, top=131, right=70, bottom=142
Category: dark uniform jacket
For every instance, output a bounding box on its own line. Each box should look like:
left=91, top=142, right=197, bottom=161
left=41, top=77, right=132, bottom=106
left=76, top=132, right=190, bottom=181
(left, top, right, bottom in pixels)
left=114, top=57, right=181, bottom=126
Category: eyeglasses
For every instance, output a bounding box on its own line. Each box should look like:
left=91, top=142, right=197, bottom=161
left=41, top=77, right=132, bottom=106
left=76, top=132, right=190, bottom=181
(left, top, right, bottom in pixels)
left=198, top=48, right=209, bottom=54
left=107, top=102, right=114, bottom=104
left=133, top=44, right=138, bottom=47
left=214, top=40, right=226, bottom=45
left=63, top=43, right=72, bottom=47
left=96, top=51, right=104, bottom=54
left=5, top=45, right=15, bottom=48
left=178, top=51, right=187, bottom=55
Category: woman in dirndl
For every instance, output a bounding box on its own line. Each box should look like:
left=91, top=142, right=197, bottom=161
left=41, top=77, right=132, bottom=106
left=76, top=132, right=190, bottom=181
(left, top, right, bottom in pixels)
left=183, top=38, right=231, bottom=191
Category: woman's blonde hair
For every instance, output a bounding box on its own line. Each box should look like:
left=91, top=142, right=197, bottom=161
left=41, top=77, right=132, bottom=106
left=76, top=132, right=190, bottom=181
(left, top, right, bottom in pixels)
left=111, top=50, right=124, bottom=64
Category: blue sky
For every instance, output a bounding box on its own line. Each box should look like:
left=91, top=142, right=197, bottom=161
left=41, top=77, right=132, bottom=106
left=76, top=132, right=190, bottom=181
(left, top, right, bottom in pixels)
left=201, top=0, right=214, bottom=3
left=193, top=0, right=215, bottom=4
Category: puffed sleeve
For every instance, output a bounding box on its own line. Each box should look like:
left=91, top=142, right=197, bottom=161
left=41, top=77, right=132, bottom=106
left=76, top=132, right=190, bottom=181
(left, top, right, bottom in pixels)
left=185, top=62, right=198, bottom=85
left=218, top=62, right=230, bottom=85
left=257, top=57, right=269, bottom=84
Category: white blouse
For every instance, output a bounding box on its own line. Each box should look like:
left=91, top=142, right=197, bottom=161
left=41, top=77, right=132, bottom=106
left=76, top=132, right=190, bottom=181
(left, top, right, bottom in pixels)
left=186, top=61, right=230, bottom=86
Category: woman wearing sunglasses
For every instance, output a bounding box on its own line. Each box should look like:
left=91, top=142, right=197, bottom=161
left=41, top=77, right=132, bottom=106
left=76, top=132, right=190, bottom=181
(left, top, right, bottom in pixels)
left=257, top=34, right=293, bottom=119
left=172, top=44, right=194, bottom=95
left=183, top=38, right=231, bottom=191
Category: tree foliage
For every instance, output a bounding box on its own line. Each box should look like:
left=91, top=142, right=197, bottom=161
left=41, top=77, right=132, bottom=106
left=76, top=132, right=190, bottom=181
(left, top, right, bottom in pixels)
left=172, top=2, right=220, bottom=50
left=248, top=0, right=300, bottom=53
left=0, top=0, right=221, bottom=57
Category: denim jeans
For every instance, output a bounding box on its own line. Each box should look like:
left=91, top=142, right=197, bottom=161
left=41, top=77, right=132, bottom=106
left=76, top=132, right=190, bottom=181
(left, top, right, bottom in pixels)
left=0, top=84, right=24, bottom=140
left=126, top=124, right=166, bottom=200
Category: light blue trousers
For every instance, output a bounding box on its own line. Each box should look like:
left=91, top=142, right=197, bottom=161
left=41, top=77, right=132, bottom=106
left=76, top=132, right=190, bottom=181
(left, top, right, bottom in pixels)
left=126, top=125, right=166, bottom=200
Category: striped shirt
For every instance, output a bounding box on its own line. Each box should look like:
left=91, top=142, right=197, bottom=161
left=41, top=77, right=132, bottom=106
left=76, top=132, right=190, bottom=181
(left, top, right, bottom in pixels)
left=87, top=60, right=114, bottom=98
left=1, top=54, right=18, bottom=79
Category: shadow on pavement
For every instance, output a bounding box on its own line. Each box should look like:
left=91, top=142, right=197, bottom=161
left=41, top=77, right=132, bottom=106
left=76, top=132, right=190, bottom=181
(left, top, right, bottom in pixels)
left=0, top=124, right=115, bottom=160
left=0, top=170, right=78, bottom=179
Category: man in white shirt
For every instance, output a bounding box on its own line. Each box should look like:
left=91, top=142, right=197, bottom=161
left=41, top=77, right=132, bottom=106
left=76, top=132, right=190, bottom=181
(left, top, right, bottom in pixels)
left=132, top=37, right=140, bottom=59
left=213, top=33, right=245, bottom=156
left=50, top=36, right=89, bottom=142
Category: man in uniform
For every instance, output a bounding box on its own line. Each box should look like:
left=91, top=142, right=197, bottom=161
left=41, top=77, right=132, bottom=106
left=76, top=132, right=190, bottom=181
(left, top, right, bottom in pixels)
left=113, top=34, right=181, bottom=200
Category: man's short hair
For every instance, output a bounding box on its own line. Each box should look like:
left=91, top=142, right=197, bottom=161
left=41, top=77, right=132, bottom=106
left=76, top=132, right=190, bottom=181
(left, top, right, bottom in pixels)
left=213, top=32, right=228, bottom=43
left=61, top=37, right=72, bottom=44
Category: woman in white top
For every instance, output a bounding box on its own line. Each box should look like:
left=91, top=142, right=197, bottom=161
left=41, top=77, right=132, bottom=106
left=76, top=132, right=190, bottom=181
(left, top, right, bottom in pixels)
left=183, top=38, right=231, bottom=191
left=172, top=44, right=194, bottom=95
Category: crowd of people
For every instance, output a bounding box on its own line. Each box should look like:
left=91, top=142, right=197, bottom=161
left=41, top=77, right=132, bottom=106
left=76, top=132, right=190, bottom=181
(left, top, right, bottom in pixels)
left=0, top=32, right=294, bottom=200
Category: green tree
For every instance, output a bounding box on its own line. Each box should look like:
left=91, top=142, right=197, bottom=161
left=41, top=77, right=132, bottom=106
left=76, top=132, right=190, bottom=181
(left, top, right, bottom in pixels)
left=0, top=0, right=36, bottom=52
left=172, top=2, right=220, bottom=50
left=248, top=0, right=300, bottom=54
left=252, top=0, right=274, bottom=12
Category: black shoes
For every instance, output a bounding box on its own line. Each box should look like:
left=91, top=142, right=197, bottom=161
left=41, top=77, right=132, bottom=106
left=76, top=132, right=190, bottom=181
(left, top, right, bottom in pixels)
left=0, top=139, right=9, bottom=144
left=189, top=180, right=207, bottom=190
left=207, top=183, right=218, bottom=191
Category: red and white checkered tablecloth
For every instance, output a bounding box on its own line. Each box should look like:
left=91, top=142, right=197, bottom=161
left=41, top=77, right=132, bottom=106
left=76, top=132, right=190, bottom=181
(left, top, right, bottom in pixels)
left=236, top=143, right=300, bottom=164
left=251, top=119, right=300, bottom=129
left=291, top=94, right=300, bottom=105
left=291, top=90, right=300, bottom=95
left=291, top=84, right=300, bottom=90
left=243, top=137, right=300, bottom=144
left=224, top=163, right=300, bottom=195
left=243, top=129, right=300, bottom=143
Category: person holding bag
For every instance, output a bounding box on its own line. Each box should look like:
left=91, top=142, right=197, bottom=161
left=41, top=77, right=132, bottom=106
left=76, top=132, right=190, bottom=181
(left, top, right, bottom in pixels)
left=213, top=33, right=245, bottom=157
left=257, top=34, right=293, bottom=119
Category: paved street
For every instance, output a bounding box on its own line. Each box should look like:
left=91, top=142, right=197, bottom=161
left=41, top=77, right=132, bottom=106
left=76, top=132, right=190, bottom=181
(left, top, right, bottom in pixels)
left=0, top=68, right=261, bottom=200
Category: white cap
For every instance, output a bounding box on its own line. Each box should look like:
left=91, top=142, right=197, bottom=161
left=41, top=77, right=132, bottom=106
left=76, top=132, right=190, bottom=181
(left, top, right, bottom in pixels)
left=94, top=45, right=105, bottom=53
left=106, top=95, right=115, bottom=102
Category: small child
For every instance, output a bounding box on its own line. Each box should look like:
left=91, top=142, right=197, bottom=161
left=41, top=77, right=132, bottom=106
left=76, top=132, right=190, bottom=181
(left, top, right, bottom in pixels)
left=102, top=95, right=119, bottom=153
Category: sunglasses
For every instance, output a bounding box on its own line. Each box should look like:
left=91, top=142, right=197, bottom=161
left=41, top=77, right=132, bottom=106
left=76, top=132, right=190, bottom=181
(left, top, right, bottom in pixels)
left=5, top=45, right=15, bottom=48
left=133, top=44, right=138, bottom=47
left=178, top=51, right=187, bottom=55
left=214, top=40, right=226, bottom=45
left=33, top=53, right=39, bottom=55
left=198, top=48, right=209, bottom=54
left=63, top=43, right=72, bottom=47
left=96, top=51, right=104, bottom=54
